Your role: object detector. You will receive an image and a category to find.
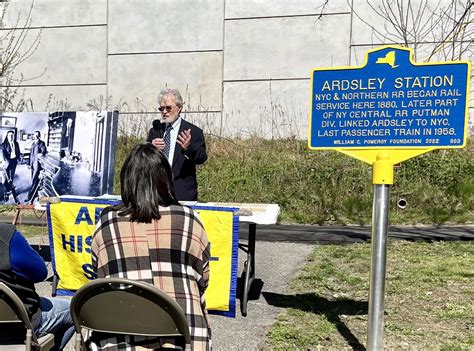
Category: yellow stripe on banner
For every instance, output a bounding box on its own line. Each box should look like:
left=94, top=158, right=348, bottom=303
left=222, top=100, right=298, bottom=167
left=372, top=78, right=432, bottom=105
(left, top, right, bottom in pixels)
left=196, top=209, right=235, bottom=312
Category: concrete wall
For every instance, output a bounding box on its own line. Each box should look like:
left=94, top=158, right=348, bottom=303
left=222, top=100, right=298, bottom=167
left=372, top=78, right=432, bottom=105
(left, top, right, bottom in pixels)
left=2, top=0, right=472, bottom=138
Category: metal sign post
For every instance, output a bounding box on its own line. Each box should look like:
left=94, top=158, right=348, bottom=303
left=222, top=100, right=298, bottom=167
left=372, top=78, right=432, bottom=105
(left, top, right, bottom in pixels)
left=308, top=46, right=470, bottom=349
left=368, top=183, right=389, bottom=350
left=367, top=153, right=393, bottom=350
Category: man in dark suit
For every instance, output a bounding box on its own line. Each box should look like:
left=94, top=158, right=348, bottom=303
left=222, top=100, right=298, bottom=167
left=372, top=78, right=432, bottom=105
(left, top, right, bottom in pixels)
left=26, top=131, right=47, bottom=203
left=147, top=88, right=207, bottom=201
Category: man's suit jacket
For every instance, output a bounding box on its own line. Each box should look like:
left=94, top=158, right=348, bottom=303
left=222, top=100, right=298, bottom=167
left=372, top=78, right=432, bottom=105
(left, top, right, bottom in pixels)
left=147, top=118, right=207, bottom=201
left=29, top=140, right=47, bottom=176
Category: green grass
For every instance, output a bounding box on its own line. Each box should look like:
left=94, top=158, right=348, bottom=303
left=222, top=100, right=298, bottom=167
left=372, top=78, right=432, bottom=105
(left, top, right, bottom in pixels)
left=109, top=136, right=473, bottom=225
left=436, top=302, right=472, bottom=320
left=5, top=135, right=472, bottom=226
left=16, top=224, right=49, bottom=238
left=196, top=137, right=473, bottom=225
left=264, top=240, right=474, bottom=350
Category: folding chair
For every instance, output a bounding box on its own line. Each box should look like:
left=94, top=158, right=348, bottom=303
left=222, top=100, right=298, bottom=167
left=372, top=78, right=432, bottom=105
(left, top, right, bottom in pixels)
left=0, top=283, right=55, bottom=351
left=70, top=278, right=191, bottom=350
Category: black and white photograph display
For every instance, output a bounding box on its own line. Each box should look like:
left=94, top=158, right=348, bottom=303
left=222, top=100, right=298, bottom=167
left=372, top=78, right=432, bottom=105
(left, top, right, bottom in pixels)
left=0, top=111, right=118, bottom=204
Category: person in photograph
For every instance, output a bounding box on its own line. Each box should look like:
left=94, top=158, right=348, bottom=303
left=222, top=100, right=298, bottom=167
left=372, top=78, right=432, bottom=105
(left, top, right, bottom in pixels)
left=147, top=88, right=207, bottom=201
left=92, top=143, right=211, bottom=350
left=25, top=131, right=47, bottom=203
left=1, top=131, right=21, bottom=203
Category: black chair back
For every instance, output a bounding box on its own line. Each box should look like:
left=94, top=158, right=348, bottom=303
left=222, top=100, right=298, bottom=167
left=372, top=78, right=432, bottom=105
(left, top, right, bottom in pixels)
left=0, top=282, right=55, bottom=351
left=70, top=278, right=191, bottom=350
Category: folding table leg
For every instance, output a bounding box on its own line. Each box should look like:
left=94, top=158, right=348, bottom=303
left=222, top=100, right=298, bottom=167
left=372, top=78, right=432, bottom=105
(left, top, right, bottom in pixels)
left=241, top=223, right=256, bottom=316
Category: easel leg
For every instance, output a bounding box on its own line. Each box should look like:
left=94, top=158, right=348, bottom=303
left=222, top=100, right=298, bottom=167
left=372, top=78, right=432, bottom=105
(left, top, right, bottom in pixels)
left=12, top=207, right=21, bottom=225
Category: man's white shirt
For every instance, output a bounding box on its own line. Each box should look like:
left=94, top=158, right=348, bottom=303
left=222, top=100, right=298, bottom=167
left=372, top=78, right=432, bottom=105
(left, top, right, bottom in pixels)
left=166, top=116, right=182, bottom=166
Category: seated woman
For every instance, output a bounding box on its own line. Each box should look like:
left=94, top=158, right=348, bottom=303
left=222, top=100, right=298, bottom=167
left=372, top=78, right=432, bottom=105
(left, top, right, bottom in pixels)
left=91, top=143, right=211, bottom=350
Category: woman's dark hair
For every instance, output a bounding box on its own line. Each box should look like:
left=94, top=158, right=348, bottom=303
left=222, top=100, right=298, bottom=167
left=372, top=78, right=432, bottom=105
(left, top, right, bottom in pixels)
left=114, top=143, right=179, bottom=222
left=3, top=131, right=14, bottom=144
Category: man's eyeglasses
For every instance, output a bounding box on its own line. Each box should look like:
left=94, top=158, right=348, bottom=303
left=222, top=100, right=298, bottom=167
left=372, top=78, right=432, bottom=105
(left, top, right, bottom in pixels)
left=158, top=105, right=176, bottom=113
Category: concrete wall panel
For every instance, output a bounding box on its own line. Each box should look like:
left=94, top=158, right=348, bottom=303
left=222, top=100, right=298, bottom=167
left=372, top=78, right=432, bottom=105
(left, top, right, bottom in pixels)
left=3, top=1, right=472, bottom=138
left=5, top=85, right=106, bottom=111
left=183, top=112, right=222, bottom=135
left=224, top=14, right=351, bottom=81
left=225, top=0, right=350, bottom=18
left=117, top=112, right=157, bottom=138
left=223, top=80, right=310, bottom=138
left=5, top=26, right=106, bottom=85
left=108, top=52, right=223, bottom=112
left=1, top=0, right=106, bottom=27
left=108, top=0, right=224, bottom=54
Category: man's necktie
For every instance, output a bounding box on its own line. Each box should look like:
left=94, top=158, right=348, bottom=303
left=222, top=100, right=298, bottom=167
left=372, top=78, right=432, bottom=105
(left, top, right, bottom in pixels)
left=163, top=124, right=173, bottom=158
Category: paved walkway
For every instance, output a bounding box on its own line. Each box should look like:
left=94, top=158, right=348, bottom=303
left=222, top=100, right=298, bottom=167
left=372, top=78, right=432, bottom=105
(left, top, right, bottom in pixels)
left=240, top=223, right=474, bottom=243
left=21, top=224, right=473, bottom=350
left=30, top=237, right=314, bottom=351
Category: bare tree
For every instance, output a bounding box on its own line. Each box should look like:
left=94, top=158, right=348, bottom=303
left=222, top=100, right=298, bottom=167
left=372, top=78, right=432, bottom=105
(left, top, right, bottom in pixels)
left=427, top=0, right=473, bottom=61
left=0, top=0, right=43, bottom=111
left=350, top=0, right=473, bottom=62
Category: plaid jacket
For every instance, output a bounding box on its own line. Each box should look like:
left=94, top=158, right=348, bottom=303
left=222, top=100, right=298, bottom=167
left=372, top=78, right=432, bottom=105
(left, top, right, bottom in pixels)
left=91, top=205, right=211, bottom=350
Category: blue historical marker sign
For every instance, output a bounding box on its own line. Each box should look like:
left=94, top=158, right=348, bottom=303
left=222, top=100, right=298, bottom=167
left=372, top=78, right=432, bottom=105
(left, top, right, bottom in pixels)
left=309, top=46, right=470, bottom=149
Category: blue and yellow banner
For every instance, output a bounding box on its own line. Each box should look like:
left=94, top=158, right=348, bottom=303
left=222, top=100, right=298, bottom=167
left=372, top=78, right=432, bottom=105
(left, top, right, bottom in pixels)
left=47, top=198, right=239, bottom=317
left=193, top=206, right=239, bottom=317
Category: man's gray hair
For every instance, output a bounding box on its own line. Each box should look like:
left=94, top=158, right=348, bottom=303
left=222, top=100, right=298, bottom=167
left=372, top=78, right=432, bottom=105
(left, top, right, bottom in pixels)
left=158, top=88, right=184, bottom=108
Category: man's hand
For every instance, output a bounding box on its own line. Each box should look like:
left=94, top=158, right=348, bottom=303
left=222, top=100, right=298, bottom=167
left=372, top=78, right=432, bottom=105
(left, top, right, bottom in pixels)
left=151, top=137, right=166, bottom=151
left=177, top=129, right=192, bottom=150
